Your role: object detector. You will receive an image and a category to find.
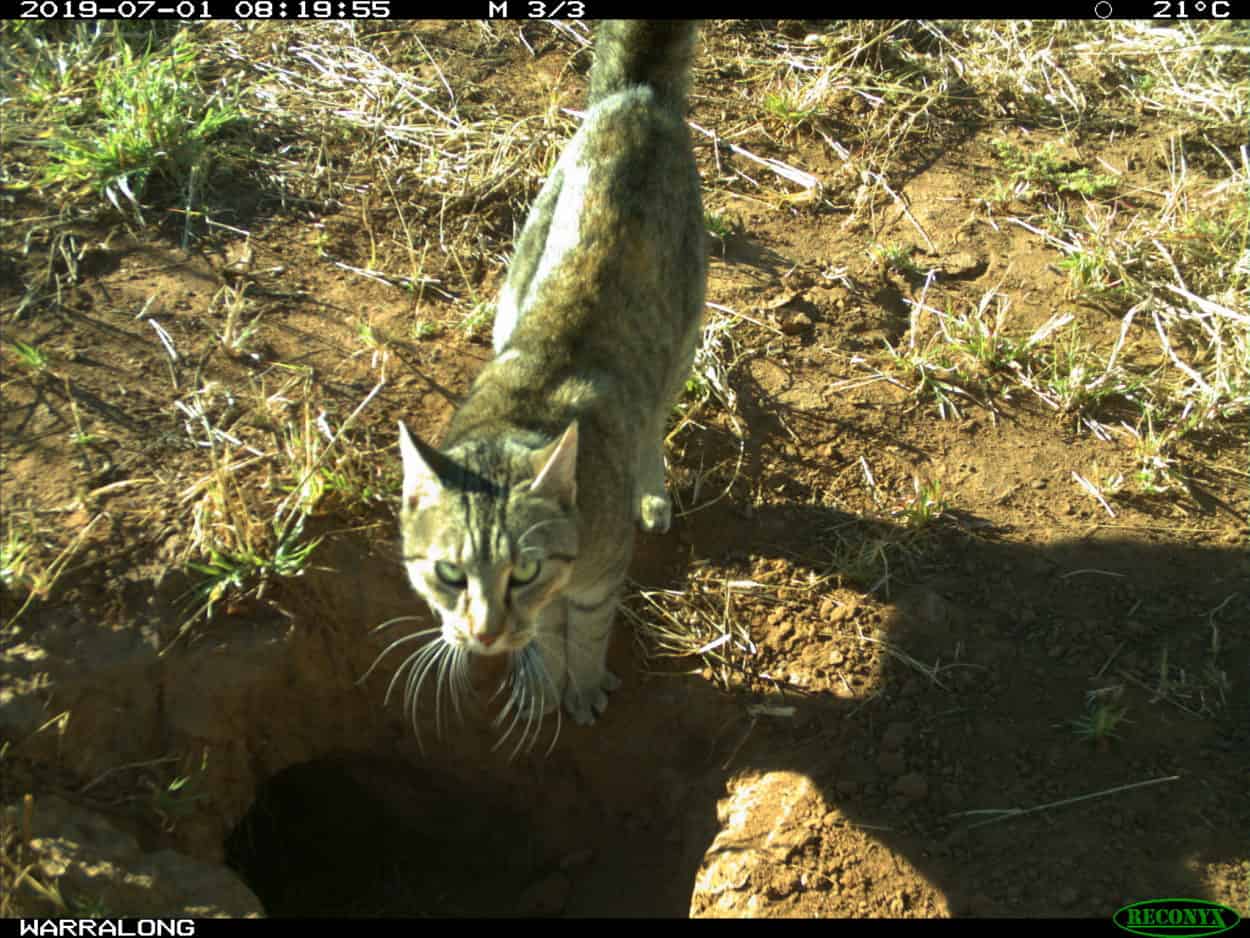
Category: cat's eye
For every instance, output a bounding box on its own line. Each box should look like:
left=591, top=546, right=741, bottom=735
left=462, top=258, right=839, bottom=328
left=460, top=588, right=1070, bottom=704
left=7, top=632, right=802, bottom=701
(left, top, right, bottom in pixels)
left=433, top=561, right=467, bottom=588
left=510, top=555, right=541, bottom=586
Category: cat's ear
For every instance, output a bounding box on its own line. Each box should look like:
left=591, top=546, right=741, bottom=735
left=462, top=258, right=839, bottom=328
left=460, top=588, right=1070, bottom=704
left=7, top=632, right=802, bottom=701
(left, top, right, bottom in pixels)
left=529, top=421, right=578, bottom=509
left=399, top=421, right=446, bottom=507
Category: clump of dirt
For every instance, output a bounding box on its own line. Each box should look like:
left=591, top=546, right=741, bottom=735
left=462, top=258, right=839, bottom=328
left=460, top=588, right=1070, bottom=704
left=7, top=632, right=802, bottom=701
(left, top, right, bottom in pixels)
left=2, top=20, right=1247, bottom=919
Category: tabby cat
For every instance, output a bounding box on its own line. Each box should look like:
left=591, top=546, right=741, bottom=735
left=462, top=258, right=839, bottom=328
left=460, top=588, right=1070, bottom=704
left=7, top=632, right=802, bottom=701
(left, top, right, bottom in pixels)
left=393, top=21, right=705, bottom=745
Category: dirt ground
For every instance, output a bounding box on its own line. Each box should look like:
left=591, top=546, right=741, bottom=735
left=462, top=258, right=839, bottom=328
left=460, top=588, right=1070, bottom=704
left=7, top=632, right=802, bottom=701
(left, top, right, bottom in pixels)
left=2, top=20, right=1247, bottom=918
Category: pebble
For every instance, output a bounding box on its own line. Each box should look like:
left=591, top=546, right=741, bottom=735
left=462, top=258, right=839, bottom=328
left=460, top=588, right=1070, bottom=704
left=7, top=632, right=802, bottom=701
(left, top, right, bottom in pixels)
left=779, top=311, right=814, bottom=335
left=940, top=251, right=988, bottom=279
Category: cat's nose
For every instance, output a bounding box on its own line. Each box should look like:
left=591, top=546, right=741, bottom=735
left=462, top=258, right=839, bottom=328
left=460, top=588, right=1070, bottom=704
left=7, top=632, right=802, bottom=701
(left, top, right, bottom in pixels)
left=477, top=631, right=499, bottom=647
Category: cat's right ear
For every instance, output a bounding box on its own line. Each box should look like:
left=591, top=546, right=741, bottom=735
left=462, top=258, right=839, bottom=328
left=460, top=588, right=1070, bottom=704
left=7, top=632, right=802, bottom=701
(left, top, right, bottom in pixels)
left=398, top=421, right=444, bottom=508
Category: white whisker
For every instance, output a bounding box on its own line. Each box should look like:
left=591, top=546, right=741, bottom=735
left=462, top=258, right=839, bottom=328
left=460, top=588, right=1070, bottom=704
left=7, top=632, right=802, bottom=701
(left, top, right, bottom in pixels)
left=359, top=627, right=443, bottom=685
left=384, top=640, right=439, bottom=708
left=435, top=647, right=453, bottom=738
left=371, top=615, right=434, bottom=633
left=512, top=649, right=540, bottom=760
left=448, top=647, right=468, bottom=724
left=516, top=518, right=565, bottom=552
left=403, top=640, right=449, bottom=752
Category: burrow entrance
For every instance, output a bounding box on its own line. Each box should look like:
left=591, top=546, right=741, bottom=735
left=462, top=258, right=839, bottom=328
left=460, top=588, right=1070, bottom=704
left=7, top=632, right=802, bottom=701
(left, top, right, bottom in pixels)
left=224, top=687, right=728, bottom=918
left=218, top=522, right=730, bottom=916
left=225, top=757, right=545, bottom=916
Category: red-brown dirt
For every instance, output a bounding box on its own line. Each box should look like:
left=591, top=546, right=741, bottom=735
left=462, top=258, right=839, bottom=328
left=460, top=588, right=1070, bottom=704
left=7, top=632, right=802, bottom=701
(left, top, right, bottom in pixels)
left=2, top=20, right=1246, bottom=918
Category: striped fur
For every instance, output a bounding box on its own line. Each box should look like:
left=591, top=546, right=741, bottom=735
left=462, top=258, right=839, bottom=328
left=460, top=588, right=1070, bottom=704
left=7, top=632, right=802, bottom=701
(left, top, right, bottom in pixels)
left=390, top=21, right=705, bottom=738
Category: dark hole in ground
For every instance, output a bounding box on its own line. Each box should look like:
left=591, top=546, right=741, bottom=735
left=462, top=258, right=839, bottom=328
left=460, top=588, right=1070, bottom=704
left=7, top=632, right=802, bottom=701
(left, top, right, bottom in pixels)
left=225, top=725, right=720, bottom=917
left=225, top=756, right=548, bottom=916
left=224, top=529, right=721, bottom=916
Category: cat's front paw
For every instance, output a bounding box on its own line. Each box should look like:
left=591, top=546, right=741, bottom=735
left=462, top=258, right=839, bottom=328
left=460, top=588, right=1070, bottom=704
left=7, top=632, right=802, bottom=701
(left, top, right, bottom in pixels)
left=563, top=669, right=621, bottom=726
left=638, top=493, right=672, bottom=534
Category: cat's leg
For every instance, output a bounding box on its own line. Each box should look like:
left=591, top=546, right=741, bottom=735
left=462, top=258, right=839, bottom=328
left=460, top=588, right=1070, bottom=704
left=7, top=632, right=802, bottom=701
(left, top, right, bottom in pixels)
left=636, top=421, right=672, bottom=534
left=637, top=315, right=702, bottom=534
left=561, top=584, right=622, bottom=725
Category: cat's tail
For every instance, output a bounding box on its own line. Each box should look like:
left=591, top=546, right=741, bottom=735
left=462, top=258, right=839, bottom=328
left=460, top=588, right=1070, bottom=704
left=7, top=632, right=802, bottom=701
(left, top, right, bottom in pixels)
left=587, top=20, right=697, bottom=112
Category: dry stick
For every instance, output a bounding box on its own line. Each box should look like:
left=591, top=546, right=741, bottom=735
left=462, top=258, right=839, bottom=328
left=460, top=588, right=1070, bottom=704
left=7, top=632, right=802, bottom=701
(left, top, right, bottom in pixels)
left=1059, top=567, right=1126, bottom=579
left=1071, top=471, right=1117, bottom=518
left=686, top=120, right=822, bottom=193
left=557, top=107, right=824, bottom=195
left=1151, top=308, right=1214, bottom=396
left=1164, top=283, right=1249, bottom=325
left=1116, top=669, right=1206, bottom=719
left=705, top=301, right=784, bottom=335
left=412, top=33, right=457, bottom=112
left=79, top=756, right=181, bottom=795
left=949, top=775, right=1181, bottom=830
left=864, top=170, right=938, bottom=254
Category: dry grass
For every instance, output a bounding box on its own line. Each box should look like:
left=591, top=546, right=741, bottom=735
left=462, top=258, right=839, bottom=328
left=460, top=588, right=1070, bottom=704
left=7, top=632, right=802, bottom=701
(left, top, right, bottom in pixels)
left=1, top=17, right=1243, bottom=648
left=0, top=23, right=1247, bottom=910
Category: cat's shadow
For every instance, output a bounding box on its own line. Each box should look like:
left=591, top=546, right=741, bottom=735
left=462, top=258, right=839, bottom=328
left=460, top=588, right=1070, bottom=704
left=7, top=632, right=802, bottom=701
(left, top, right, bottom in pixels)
left=605, top=486, right=1248, bottom=916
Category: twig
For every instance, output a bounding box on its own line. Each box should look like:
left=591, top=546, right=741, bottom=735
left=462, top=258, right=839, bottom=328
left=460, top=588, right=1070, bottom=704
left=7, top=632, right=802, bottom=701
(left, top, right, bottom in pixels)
left=687, top=120, right=822, bottom=193
left=864, top=170, right=937, bottom=254
left=949, top=775, right=1181, bottom=830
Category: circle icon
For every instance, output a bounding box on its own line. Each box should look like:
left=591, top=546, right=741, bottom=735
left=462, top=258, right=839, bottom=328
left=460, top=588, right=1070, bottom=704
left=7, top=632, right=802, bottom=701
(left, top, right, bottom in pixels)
left=1094, top=0, right=1112, bottom=16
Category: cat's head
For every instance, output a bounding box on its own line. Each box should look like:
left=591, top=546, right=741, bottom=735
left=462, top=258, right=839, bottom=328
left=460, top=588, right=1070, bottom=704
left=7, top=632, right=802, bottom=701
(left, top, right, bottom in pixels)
left=398, top=421, right=579, bottom=656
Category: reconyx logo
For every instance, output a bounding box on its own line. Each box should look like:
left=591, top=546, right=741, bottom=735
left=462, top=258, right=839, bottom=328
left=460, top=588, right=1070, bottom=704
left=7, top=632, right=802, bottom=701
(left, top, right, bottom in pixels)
left=1114, top=898, right=1242, bottom=938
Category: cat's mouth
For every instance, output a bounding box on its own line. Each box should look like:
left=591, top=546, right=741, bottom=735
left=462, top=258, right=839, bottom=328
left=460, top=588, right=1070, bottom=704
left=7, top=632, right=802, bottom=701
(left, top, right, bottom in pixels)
left=456, top=621, right=532, bottom=656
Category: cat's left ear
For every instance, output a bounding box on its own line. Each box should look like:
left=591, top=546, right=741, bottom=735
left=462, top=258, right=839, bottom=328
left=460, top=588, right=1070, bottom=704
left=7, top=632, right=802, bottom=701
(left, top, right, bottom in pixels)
left=529, top=421, right=578, bottom=509
left=399, top=420, right=446, bottom=507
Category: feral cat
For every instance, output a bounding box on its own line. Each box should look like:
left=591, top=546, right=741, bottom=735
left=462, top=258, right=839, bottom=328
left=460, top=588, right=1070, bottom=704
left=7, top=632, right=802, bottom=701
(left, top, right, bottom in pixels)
left=395, top=21, right=705, bottom=737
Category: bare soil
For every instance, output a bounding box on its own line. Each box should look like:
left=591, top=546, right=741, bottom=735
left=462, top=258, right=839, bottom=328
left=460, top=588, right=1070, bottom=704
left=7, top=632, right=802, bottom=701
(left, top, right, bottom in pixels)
left=2, top=21, right=1247, bottom=918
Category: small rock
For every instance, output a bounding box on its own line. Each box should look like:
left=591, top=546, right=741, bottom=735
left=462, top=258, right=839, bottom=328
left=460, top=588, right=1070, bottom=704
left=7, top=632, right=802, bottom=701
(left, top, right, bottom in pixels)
left=940, top=251, right=988, bottom=279
left=828, top=602, right=857, bottom=624
left=766, top=870, right=802, bottom=899
left=779, top=311, right=814, bottom=335
left=895, top=772, right=928, bottom=801
left=829, top=649, right=845, bottom=666
left=761, top=289, right=801, bottom=310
